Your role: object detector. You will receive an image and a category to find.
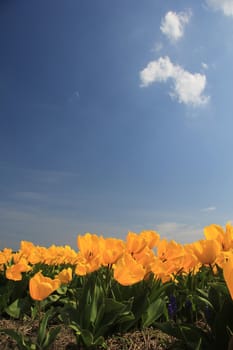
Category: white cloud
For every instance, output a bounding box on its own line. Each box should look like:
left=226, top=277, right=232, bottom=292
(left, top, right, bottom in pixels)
left=160, top=10, right=191, bottom=42
left=201, top=62, right=208, bottom=70
left=206, top=0, right=233, bottom=16
left=152, top=42, right=163, bottom=53
left=140, top=56, right=175, bottom=85
left=140, top=56, right=209, bottom=106
left=155, top=222, right=203, bottom=243
left=201, top=206, right=216, bottom=212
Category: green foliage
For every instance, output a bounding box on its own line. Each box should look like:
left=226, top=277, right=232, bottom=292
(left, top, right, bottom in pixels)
left=36, top=309, right=61, bottom=350
left=142, top=297, right=166, bottom=328
left=0, top=308, right=60, bottom=350
left=2, top=260, right=233, bottom=349
left=5, top=297, right=31, bottom=319
left=154, top=268, right=233, bottom=350
left=157, top=322, right=209, bottom=350
left=109, top=274, right=168, bottom=330
left=61, top=272, right=135, bottom=348
left=0, top=275, right=31, bottom=318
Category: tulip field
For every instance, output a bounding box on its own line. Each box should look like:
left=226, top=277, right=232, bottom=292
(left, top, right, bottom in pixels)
left=1, top=224, right=233, bottom=349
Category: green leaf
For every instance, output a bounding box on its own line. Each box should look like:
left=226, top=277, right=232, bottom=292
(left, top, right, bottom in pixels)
left=142, top=298, right=166, bottom=328
left=148, top=280, right=168, bottom=303
left=40, top=294, right=60, bottom=309
left=208, top=286, right=220, bottom=312
left=90, top=283, right=102, bottom=325
left=69, top=322, right=81, bottom=335
left=156, top=322, right=210, bottom=350
left=155, top=322, right=182, bottom=339
left=214, top=299, right=233, bottom=350
left=80, top=329, right=93, bottom=347
left=31, top=305, right=38, bottom=320
left=40, top=326, right=61, bottom=349
left=0, top=285, right=10, bottom=313
left=5, top=298, right=21, bottom=318
left=131, top=294, right=149, bottom=324
left=194, top=337, right=202, bottom=350
left=37, top=309, right=52, bottom=345
left=93, top=335, right=106, bottom=347
left=57, top=285, right=67, bottom=295
left=95, top=298, right=134, bottom=337
left=195, top=295, right=214, bottom=310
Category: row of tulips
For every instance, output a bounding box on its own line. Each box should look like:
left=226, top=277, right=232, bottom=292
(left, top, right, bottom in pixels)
left=1, top=223, right=233, bottom=349
left=1, top=223, right=233, bottom=296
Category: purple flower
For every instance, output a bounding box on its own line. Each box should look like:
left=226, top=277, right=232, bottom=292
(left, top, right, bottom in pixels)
left=168, top=294, right=177, bottom=319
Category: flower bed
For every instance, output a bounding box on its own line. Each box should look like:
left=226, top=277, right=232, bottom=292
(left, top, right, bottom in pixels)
left=1, top=223, right=233, bottom=349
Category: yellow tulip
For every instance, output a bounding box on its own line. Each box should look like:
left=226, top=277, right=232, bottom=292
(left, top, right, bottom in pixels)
left=75, top=252, right=100, bottom=276
left=75, top=263, right=88, bottom=276
left=29, top=272, right=61, bottom=301
left=6, top=262, right=31, bottom=281
left=204, top=223, right=233, bottom=251
left=157, top=239, right=184, bottom=266
left=133, top=246, right=155, bottom=274
left=20, top=241, right=36, bottom=257
left=0, top=248, right=13, bottom=265
left=113, top=253, right=145, bottom=286
left=204, top=224, right=225, bottom=242
left=223, top=254, right=233, bottom=299
left=139, top=230, right=160, bottom=249
left=56, top=268, right=72, bottom=284
left=191, top=239, right=221, bottom=265
left=150, top=257, right=173, bottom=283
left=75, top=233, right=103, bottom=275
left=126, top=232, right=147, bottom=255
left=77, top=233, right=100, bottom=258
left=99, top=237, right=125, bottom=266
left=182, top=244, right=200, bottom=273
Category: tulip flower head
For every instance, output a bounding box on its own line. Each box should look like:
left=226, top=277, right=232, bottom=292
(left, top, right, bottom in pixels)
left=29, top=271, right=61, bottom=301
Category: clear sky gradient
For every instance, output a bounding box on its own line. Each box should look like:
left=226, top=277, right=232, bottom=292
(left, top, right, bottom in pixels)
left=1, top=0, right=233, bottom=250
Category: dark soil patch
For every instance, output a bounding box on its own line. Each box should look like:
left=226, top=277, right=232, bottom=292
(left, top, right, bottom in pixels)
left=0, top=318, right=175, bottom=349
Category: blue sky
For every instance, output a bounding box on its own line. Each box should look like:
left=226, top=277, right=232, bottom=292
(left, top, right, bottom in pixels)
left=1, top=0, right=233, bottom=250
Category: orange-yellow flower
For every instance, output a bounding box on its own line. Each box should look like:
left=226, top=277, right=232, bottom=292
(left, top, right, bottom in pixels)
left=113, top=253, right=146, bottom=286
left=75, top=263, right=88, bottom=276
left=56, top=268, right=72, bottom=284
left=0, top=248, right=13, bottom=265
left=75, top=233, right=102, bottom=275
left=6, top=262, right=31, bottom=281
left=182, top=244, right=200, bottom=273
left=126, top=232, right=147, bottom=255
left=204, top=223, right=233, bottom=251
left=150, top=257, right=173, bottom=283
left=204, top=224, right=224, bottom=241
left=99, top=237, right=125, bottom=266
left=29, top=272, right=61, bottom=301
left=133, top=246, right=155, bottom=274
left=20, top=241, right=36, bottom=257
left=157, top=239, right=185, bottom=271
left=139, top=230, right=160, bottom=249
left=77, top=233, right=100, bottom=258
left=191, top=239, right=221, bottom=265
left=75, top=252, right=100, bottom=276
left=223, top=254, right=233, bottom=299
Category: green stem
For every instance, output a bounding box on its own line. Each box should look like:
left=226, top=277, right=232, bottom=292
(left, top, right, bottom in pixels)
left=38, top=301, right=41, bottom=325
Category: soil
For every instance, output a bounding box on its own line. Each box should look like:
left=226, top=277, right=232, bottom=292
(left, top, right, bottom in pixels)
left=0, top=318, right=175, bottom=349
